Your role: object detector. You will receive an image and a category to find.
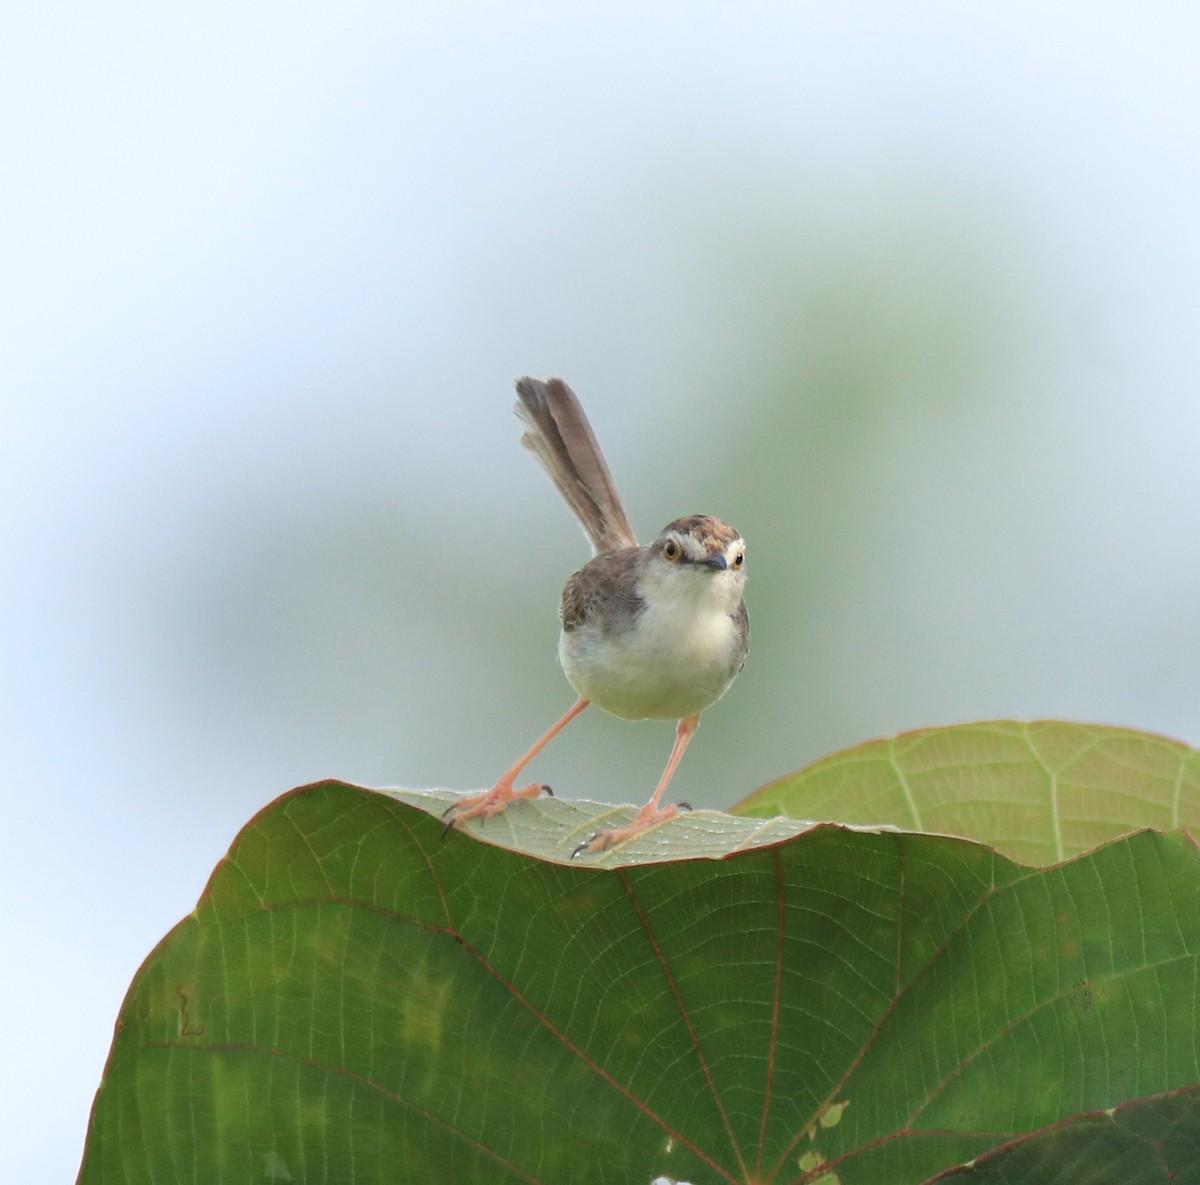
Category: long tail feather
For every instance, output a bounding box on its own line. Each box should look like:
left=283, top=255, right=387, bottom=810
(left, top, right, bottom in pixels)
left=514, top=377, right=637, bottom=554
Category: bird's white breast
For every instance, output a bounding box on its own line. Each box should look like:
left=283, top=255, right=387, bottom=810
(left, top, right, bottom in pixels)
left=560, top=567, right=745, bottom=721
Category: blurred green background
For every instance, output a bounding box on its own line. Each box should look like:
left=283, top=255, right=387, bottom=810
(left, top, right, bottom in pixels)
left=4, top=4, right=1199, bottom=1181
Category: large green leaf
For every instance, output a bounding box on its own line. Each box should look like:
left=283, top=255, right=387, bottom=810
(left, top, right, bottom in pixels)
left=78, top=724, right=1200, bottom=1184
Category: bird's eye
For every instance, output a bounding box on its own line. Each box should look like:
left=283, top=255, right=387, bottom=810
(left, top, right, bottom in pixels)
left=663, top=538, right=681, bottom=561
left=732, top=551, right=745, bottom=569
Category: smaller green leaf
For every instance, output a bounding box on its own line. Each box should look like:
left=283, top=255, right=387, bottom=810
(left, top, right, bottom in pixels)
left=732, top=721, right=1200, bottom=865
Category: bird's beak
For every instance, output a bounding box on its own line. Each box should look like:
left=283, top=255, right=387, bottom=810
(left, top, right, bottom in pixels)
left=701, top=553, right=728, bottom=571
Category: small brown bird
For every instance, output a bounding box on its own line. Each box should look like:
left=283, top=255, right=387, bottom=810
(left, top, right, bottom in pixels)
left=447, top=377, right=749, bottom=854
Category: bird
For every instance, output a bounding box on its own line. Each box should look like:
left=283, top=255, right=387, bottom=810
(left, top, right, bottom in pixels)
left=445, top=376, right=749, bottom=855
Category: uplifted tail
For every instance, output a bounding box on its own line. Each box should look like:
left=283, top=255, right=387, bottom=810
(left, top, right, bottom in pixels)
left=514, top=377, right=638, bottom=554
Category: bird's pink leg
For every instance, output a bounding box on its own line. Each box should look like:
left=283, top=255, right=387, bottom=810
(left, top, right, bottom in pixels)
left=445, top=698, right=589, bottom=830
left=573, top=712, right=700, bottom=856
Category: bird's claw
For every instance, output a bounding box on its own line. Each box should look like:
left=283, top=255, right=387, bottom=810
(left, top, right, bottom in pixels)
left=441, top=782, right=552, bottom=838
left=569, top=801, right=682, bottom=858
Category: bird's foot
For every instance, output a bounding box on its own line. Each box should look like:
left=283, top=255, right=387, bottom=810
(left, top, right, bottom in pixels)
left=442, top=780, right=552, bottom=835
left=570, top=800, right=688, bottom=858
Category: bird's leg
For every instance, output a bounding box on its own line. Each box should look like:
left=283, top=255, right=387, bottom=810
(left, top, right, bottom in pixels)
left=444, top=698, right=589, bottom=831
left=573, top=713, right=700, bottom=856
